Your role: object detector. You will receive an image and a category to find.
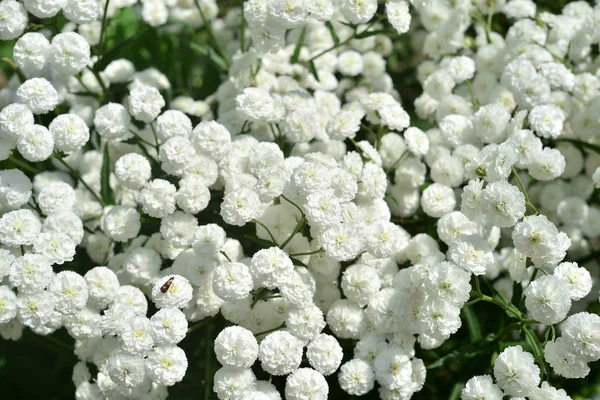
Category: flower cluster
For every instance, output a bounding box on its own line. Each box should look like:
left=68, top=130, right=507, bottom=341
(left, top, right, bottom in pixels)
left=0, top=0, right=599, bottom=399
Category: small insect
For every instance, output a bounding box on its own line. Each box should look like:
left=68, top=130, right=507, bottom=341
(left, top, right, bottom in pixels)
left=160, top=277, right=175, bottom=294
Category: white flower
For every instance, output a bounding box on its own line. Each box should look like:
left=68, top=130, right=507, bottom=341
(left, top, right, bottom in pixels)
left=212, top=262, right=254, bottom=302
left=447, top=235, right=494, bottom=276
left=139, top=179, right=177, bottom=218
left=512, top=215, right=570, bottom=267
left=9, top=254, right=53, bottom=294
left=146, top=345, right=188, bottom=386
left=160, top=211, right=198, bottom=248
left=148, top=274, right=192, bottom=311
left=339, top=0, right=377, bottom=24
left=121, top=316, right=154, bottom=355
left=49, top=32, right=91, bottom=76
left=128, top=85, right=165, bottom=123
left=236, top=87, right=275, bottom=122
left=337, top=51, right=364, bottom=77
left=286, top=303, right=326, bottom=341
left=49, top=114, right=90, bottom=153
left=326, top=299, right=366, bottom=339
left=49, top=271, right=88, bottom=315
left=16, top=291, right=55, bottom=328
left=285, top=368, right=329, bottom=400
left=524, top=275, right=571, bottom=325
left=13, top=32, right=51, bottom=75
left=37, top=181, right=76, bottom=215
left=33, top=231, right=76, bottom=265
left=220, top=187, right=263, bottom=227
left=341, top=264, right=380, bottom=306
left=150, top=307, right=188, bottom=345
left=553, top=262, right=592, bottom=301
left=528, top=104, right=565, bottom=139
left=94, top=103, right=131, bottom=141
left=17, top=124, right=54, bottom=162
left=213, top=367, right=256, bottom=400
left=0, top=0, right=28, bottom=40
left=0, top=285, right=17, bottom=323
left=0, top=209, right=42, bottom=247
left=493, top=346, right=540, bottom=397
left=338, top=359, right=375, bottom=396
left=16, top=78, right=59, bottom=115
left=62, top=0, right=101, bottom=23
left=373, top=347, right=412, bottom=390
left=249, top=247, right=294, bottom=289
left=84, top=266, right=119, bottom=310
left=386, top=0, right=410, bottom=34
left=107, top=352, right=147, bottom=388
left=0, top=103, right=34, bottom=140
left=479, top=181, right=525, bottom=228
left=404, top=127, right=429, bottom=156
left=421, top=183, right=456, bottom=218
left=461, top=375, right=504, bottom=400
left=258, top=331, right=303, bottom=375
left=306, top=333, right=343, bottom=376
left=214, top=325, right=258, bottom=368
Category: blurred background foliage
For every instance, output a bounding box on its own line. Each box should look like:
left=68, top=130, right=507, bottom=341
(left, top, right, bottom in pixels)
left=0, top=0, right=599, bottom=399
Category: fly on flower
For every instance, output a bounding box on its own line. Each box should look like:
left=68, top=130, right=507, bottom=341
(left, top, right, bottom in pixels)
left=160, top=277, right=175, bottom=294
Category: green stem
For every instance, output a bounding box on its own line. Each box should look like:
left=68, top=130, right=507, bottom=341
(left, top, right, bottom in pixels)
left=204, top=326, right=213, bottom=399
left=280, top=217, right=306, bottom=250
left=254, top=322, right=285, bottom=337
left=74, top=74, right=95, bottom=95
left=252, top=219, right=278, bottom=247
left=240, top=5, right=246, bottom=52
left=465, top=79, right=480, bottom=109
left=307, top=15, right=384, bottom=63
left=187, top=317, right=214, bottom=334
left=53, top=153, right=106, bottom=206
left=149, top=122, right=160, bottom=154
left=250, top=287, right=265, bottom=308
left=0, top=57, right=26, bottom=83
left=194, top=0, right=230, bottom=67
left=385, top=150, right=408, bottom=174
left=486, top=7, right=494, bottom=41
left=467, top=291, right=523, bottom=321
left=280, top=194, right=305, bottom=217
left=87, top=66, right=108, bottom=95
left=523, top=324, right=547, bottom=378
left=289, top=248, right=324, bottom=257
left=512, top=167, right=539, bottom=215
left=219, top=250, right=232, bottom=262
left=8, top=155, right=40, bottom=174
left=129, top=129, right=157, bottom=148
left=99, top=0, right=111, bottom=55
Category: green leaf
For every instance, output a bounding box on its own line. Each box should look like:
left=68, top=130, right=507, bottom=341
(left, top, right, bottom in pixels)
left=354, top=29, right=396, bottom=39
left=308, top=60, right=320, bottom=81
left=291, top=25, right=307, bottom=64
left=94, top=27, right=150, bottom=71
left=462, top=306, right=482, bottom=341
left=511, top=280, right=523, bottom=310
left=449, top=382, right=465, bottom=400
left=554, top=138, right=600, bottom=155
left=190, top=42, right=228, bottom=72
left=338, top=20, right=357, bottom=29
left=385, top=193, right=400, bottom=207
left=100, top=146, right=114, bottom=205
left=426, top=334, right=496, bottom=370
left=290, top=257, right=307, bottom=267
left=325, top=21, right=339, bottom=45
left=243, top=234, right=274, bottom=248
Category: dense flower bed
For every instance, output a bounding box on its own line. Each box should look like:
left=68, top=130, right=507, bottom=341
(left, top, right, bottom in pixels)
left=0, top=0, right=599, bottom=399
